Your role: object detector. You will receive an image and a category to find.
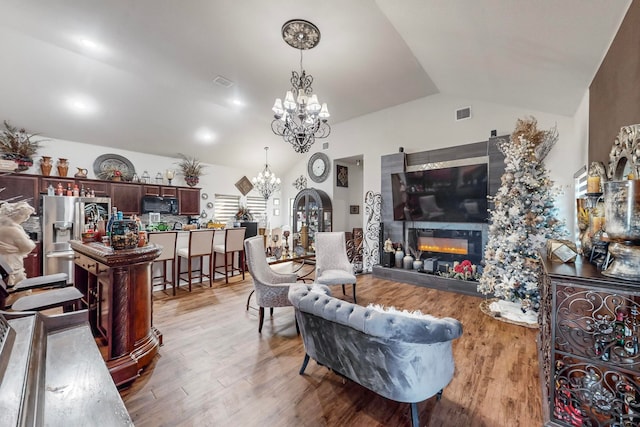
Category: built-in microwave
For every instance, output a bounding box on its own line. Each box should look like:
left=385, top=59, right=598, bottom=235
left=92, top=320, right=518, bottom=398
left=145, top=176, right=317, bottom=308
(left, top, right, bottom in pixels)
left=141, top=196, right=179, bottom=214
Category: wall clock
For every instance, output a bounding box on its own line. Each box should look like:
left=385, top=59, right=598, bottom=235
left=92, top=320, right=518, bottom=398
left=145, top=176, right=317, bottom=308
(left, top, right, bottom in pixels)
left=308, top=152, right=330, bottom=183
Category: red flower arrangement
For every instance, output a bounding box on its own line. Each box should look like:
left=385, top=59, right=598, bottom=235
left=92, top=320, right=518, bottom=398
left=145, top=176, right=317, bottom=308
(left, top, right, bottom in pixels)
left=454, top=260, right=474, bottom=274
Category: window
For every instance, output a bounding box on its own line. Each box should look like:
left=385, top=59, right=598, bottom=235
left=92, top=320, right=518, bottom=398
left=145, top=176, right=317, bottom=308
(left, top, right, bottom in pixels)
left=214, top=194, right=240, bottom=222
left=246, top=196, right=267, bottom=219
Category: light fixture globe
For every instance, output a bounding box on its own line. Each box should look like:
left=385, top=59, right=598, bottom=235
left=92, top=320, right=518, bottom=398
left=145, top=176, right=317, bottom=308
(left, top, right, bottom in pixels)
left=271, top=19, right=331, bottom=154
left=251, top=147, right=281, bottom=200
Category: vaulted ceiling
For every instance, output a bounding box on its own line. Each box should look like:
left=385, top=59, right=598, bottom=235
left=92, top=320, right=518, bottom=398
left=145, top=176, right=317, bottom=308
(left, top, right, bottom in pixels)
left=0, top=0, right=630, bottom=173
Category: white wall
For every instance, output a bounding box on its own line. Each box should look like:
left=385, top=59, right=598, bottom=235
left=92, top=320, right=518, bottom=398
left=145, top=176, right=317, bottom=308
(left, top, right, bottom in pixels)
left=281, top=93, right=584, bottom=236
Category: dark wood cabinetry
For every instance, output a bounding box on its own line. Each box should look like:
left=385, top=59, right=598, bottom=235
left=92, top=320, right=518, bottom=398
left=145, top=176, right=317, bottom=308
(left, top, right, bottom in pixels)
left=540, top=257, right=640, bottom=426
left=143, top=185, right=177, bottom=197
left=0, top=174, right=40, bottom=212
left=178, top=187, right=200, bottom=215
left=0, top=173, right=199, bottom=216
left=77, top=179, right=109, bottom=196
left=71, top=241, right=162, bottom=386
left=40, top=177, right=75, bottom=194
left=110, top=182, right=141, bottom=215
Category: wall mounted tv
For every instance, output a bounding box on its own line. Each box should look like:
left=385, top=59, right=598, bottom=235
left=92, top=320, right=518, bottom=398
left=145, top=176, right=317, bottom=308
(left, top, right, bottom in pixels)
left=391, top=163, right=488, bottom=223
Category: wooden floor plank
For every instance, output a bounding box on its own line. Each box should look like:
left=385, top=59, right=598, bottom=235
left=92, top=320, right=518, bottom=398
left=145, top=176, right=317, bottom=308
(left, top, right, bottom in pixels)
left=121, top=269, right=542, bottom=426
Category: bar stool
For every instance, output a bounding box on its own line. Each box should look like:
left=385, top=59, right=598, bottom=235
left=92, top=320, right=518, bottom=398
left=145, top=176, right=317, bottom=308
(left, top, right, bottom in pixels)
left=213, top=227, right=246, bottom=283
left=148, top=231, right=178, bottom=295
left=176, top=229, right=215, bottom=291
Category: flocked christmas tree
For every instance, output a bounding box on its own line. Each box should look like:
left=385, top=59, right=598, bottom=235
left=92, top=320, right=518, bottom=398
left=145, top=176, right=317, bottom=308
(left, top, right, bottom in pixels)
left=478, top=116, right=567, bottom=313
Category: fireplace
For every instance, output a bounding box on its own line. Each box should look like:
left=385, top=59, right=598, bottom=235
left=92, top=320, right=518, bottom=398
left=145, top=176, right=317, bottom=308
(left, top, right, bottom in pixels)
left=408, top=226, right=486, bottom=266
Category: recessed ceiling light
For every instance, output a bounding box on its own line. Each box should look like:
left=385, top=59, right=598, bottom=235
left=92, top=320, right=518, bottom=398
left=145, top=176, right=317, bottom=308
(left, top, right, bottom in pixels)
left=229, top=98, right=244, bottom=107
left=80, top=38, right=98, bottom=49
left=65, top=95, right=98, bottom=115
left=195, top=127, right=216, bottom=144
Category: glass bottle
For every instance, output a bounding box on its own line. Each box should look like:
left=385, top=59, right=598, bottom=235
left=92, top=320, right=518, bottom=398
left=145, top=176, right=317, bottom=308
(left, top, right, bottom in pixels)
left=47, top=184, right=55, bottom=196
left=141, top=170, right=150, bottom=184
left=107, top=207, right=118, bottom=236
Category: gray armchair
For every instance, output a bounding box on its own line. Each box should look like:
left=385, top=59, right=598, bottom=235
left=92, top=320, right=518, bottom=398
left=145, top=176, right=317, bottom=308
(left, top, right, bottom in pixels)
left=314, top=232, right=357, bottom=303
left=244, top=236, right=298, bottom=333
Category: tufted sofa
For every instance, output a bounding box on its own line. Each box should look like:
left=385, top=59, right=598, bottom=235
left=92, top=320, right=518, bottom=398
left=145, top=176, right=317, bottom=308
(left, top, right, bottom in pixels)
left=288, top=283, right=463, bottom=426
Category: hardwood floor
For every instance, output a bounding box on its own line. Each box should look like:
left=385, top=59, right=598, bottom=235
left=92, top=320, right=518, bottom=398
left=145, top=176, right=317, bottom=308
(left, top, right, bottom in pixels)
left=120, top=269, right=543, bottom=426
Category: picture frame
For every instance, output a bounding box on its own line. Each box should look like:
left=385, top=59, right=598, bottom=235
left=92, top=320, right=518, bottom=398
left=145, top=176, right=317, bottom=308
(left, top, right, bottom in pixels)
left=273, top=208, right=280, bottom=216
left=350, top=205, right=359, bottom=214
left=336, top=165, right=348, bottom=187
left=234, top=176, right=254, bottom=196
left=273, top=198, right=280, bottom=206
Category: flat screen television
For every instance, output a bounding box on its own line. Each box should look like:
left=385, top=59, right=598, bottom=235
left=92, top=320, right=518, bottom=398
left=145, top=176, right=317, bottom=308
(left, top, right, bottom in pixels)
left=391, top=163, right=488, bottom=222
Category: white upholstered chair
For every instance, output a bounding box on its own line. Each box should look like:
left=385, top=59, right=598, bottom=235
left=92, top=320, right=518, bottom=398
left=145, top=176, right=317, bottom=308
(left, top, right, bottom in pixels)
left=213, top=228, right=246, bottom=283
left=176, top=229, right=214, bottom=292
left=244, top=236, right=298, bottom=333
left=148, top=231, right=178, bottom=295
left=314, top=232, right=357, bottom=303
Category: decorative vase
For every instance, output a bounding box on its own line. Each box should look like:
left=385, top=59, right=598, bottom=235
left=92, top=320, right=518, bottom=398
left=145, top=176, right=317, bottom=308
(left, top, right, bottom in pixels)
left=57, top=158, right=69, bottom=177
left=403, top=254, right=414, bottom=269
left=413, top=259, right=424, bottom=271
left=394, top=248, right=404, bottom=268
left=40, top=156, right=53, bottom=176
left=112, top=175, right=121, bottom=181
left=74, top=167, right=88, bottom=178
left=185, top=175, right=199, bottom=187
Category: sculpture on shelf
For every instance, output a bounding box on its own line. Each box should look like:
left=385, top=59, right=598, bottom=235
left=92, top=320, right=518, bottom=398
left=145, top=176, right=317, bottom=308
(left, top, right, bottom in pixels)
left=0, top=201, right=36, bottom=286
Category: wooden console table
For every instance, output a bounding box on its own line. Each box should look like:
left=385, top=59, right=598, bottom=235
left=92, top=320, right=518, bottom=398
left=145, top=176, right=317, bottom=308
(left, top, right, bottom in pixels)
left=70, top=240, right=162, bottom=386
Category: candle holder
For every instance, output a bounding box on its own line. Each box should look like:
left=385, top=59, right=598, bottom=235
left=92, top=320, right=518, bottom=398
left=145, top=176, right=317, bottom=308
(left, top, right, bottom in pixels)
left=166, top=169, right=175, bottom=185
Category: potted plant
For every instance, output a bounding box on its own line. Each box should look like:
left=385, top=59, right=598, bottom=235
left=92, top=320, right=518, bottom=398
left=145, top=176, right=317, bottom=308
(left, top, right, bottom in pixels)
left=177, top=153, right=205, bottom=187
left=0, top=121, right=41, bottom=171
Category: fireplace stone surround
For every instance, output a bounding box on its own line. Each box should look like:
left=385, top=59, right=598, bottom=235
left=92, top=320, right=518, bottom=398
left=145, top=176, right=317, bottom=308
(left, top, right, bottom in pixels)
left=373, top=137, right=505, bottom=297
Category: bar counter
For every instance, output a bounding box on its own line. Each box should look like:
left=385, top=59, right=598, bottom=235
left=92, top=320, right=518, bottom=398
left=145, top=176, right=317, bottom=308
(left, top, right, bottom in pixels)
left=69, top=240, right=162, bottom=386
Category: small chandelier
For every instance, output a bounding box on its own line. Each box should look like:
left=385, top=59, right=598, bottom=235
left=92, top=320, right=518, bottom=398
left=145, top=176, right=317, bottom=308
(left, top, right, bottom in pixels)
left=251, top=147, right=281, bottom=200
left=271, top=19, right=331, bottom=154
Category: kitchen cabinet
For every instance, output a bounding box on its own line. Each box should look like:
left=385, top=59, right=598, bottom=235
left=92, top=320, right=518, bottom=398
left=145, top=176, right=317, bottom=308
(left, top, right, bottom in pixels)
left=0, top=174, right=39, bottom=213
left=178, top=187, right=200, bottom=215
left=292, top=188, right=332, bottom=253
left=161, top=186, right=177, bottom=197
left=40, top=177, right=75, bottom=194
left=110, top=182, right=141, bottom=215
left=540, top=256, right=640, bottom=426
left=144, top=185, right=178, bottom=197
left=77, top=179, right=109, bottom=196
left=143, top=185, right=161, bottom=196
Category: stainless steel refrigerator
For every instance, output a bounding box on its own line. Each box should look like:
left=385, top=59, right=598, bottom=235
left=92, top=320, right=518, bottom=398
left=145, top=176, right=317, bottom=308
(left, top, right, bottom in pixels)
left=41, top=195, right=111, bottom=283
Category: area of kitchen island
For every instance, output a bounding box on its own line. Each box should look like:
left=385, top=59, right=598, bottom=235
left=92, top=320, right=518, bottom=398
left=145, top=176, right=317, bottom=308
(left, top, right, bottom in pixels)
left=70, top=240, right=162, bottom=386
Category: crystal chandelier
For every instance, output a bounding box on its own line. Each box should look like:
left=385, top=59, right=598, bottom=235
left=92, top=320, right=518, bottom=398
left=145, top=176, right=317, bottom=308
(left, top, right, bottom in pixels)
left=271, top=19, right=330, bottom=154
left=251, top=147, right=281, bottom=200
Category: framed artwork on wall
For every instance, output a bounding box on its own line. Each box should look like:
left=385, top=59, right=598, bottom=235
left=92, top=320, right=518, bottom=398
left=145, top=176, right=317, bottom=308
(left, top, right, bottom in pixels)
left=337, top=165, right=348, bottom=187
left=273, top=198, right=280, bottom=206
left=350, top=205, right=359, bottom=214
left=273, top=208, right=280, bottom=216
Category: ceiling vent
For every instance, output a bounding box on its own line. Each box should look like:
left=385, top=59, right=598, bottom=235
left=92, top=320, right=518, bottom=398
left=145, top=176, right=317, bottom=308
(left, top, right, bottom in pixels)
left=213, top=75, right=234, bottom=88
left=455, top=106, right=472, bottom=121
left=322, top=142, right=329, bottom=150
